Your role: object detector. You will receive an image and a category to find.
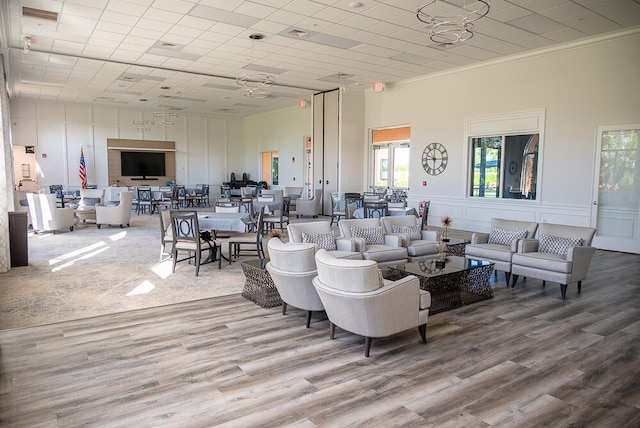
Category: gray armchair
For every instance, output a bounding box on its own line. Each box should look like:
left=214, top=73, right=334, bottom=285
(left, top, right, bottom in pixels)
left=312, top=249, right=431, bottom=357
left=294, top=189, right=323, bottom=218
left=287, top=221, right=362, bottom=260
left=380, top=215, right=439, bottom=262
left=511, top=223, right=596, bottom=299
left=266, top=238, right=324, bottom=328
left=338, top=218, right=408, bottom=268
left=464, top=218, right=538, bottom=284
left=96, top=192, right=133, bottom=228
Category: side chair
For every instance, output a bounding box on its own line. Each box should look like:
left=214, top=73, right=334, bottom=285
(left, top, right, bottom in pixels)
left=228, top=205, right=266, bottom=264
left=170, top=210, right=221, bottom=275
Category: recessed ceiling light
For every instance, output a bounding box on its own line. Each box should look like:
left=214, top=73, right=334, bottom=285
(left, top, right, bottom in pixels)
left=349, top=2, right=364, bottom=8
left=161, top=86, right=170, bottom=90
left=249, top=33, right=264, bottom=40
left=139, top=98, right=147, bottom=102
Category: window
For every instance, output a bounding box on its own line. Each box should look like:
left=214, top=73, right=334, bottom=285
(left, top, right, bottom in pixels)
left=466, top=110, right=544, bottom=201
left=470, top=134, right=538, bottom=199
left=261, top=151, right=278, bottom=185
left=371, top=126, right=410, bottom=190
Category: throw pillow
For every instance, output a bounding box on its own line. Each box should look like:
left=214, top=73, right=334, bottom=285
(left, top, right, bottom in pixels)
left=350, top=226, right=384, bottom=245
left=487, top=227, right=528, bottom=246
left=538, top=234, right=582, bottom=256
left=82, top=197, right=101, bottom=207
left=301, top=231, right=337, bottom=251
left=392, top=224, right=421, bottom=240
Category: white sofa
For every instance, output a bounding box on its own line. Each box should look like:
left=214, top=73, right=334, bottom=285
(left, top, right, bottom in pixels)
left=287, top=221, right=362, bottom=260
left=312, top=249, right=431, bottom=357
left=511, top=223, right=596, bottom=300
left=465, top=218, right=539, bottom=284
left=26, top=193, right=75, bottom=234
left=338, top=218, right=408, bottom=268
left=380, top=215, right=439, bottom=262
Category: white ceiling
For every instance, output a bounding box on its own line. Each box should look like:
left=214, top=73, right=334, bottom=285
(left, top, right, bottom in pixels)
left=1, top=0, right=639, bottom=118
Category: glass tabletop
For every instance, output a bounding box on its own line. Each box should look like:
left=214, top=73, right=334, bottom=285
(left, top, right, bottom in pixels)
left=390, top=256, right=491, bottom=278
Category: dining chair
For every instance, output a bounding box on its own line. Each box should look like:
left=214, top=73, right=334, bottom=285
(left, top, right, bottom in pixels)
left=344, top=194, right=363, bottom=219
left=136, top=187, right=152, bottom=215
left=363, top=201, right=388, bottom=218
left=228, top=206, right=266, bottom=264
left=159, top=208, right=173, bottom=261
left=420, top=200, right=430, bottom=230
left=170, top=210, right=221, bottom=275
left=330, top=192, right=345, bottom=226
left=264, top=196, right=290, bottom=231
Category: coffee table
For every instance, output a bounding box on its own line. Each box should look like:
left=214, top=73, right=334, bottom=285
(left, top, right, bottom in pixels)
left=240, top=259, right=282, bottom=308
left=386, top=256, right=494, bottom=314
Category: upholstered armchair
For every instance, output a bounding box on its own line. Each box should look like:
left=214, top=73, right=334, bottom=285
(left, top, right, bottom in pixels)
left=294, top=189, right=323, bottom=218
left=312, top=249, right=431, bottom=357
left=76, top=188, right=105, bottom=222
left=26, top=193, right=75, bottom=234
left=511, top=223, right=596, bottom=299
left=380, top=215, right=439, bottom=262
left=96, top=192, right=133, bottom=228
left=465, top=218, right=538, bottom=284
left=266, top=238, right=324, bottom=328
left=338, top=218, right=408, bottom=268
left=287, top=221, right=362, bottom=260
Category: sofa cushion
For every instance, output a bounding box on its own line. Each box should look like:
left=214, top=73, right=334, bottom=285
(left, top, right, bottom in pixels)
left=350, top=226, right=384, bottom=245
left=392, top=223, right=421, bottom=240
left=407, top=241, right=438, bottom=257
left=419, top=289, right=431, bottom=310
left=538, top=234, right=582, bottom=256
left=302, top=231, right=337, bottom=251
left=487, top=227, right=528, bottom=246
left=361, top=245, right=407, bottom=263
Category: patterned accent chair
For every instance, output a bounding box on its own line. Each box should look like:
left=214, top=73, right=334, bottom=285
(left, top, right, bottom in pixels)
left=312, top=249, right=431, bottom=357
left=338, top=218, right=408, bottom=268
left=511, top=223, right=596, bottom=299
left=465, top=218, right=539, bottom=285
left=380, top=215, right=439, bottom=262
left=287, top=221, right=362, bottom=260
left=266, top=238, right=324, bottom=328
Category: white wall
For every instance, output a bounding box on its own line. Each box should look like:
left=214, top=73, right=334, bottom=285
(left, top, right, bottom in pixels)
left=242, top=105, right=312, bottom=189
left=9, top=100, right=244, bottom=196
left=364, top=31, right=640, bottom=232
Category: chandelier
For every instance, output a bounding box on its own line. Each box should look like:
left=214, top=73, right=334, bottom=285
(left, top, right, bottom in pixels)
left=417, top=0, right=490, bottom=45
left=236, top=73, right=275, bottom=99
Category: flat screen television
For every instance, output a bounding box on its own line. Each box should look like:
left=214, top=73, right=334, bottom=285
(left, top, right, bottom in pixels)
left=120, top=151, right=166, bottom=177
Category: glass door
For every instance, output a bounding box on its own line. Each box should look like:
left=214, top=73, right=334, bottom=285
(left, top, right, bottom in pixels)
left=591, top=125, right=640, bottom=253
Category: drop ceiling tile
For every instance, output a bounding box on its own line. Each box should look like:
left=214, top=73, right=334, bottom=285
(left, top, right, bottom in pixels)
left=557, top=11, right=622, bottom=35
left=265, top=9, right=307, bottom=26
left=152, top=0, right=194, bottom=14
left=311, top=7, right=353, bottom=24
left=101, top=11, right=141, bottom=26
left=508, top=13, right=567, bottom=34
left=543, top=27, right=589, bottom=43
left=106, top=0, right=149, bottom=16
left=61, top=2, right=104, bottom=19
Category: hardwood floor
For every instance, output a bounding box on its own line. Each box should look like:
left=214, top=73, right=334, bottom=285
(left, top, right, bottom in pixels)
left=1, top=249, right=639, bottom=427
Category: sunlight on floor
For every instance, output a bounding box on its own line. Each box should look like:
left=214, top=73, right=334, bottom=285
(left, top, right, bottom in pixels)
left=108, top=231, right=128, bottom=241
left=151, top=259, right=174, bottom=279
left=49, top=241, right=107, bottom=265
left=51, top=246, right=110, bottom=272
left=126, top=280, right=156, bottom=296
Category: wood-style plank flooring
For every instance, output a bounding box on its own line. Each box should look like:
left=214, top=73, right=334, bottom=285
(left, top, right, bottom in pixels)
left=1, top=249, right=639, bottom=427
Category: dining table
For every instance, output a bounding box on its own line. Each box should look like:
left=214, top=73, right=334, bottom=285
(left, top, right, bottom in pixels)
left=198, top=212, right=250, bottom=233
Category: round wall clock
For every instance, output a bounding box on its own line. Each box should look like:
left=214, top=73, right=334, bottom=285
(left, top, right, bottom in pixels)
left=422, top=142, right=448, bottom=176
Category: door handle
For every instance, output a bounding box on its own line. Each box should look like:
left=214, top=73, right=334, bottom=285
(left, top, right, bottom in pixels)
left=593, top=201, right=599, bottom=205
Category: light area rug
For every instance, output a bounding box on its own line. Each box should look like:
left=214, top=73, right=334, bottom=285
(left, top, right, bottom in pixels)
left=0, top=213, right=248, bottom=330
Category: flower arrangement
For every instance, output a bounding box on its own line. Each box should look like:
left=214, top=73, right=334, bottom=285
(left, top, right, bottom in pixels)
left=441, top=215, right=452, bottom=242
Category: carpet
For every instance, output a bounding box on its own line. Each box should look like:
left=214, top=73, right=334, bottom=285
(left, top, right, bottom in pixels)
left=0, top=212, right=248, bottom=330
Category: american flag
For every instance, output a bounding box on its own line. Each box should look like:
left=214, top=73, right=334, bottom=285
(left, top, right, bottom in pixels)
left=79, top=147, right=87, bottom=189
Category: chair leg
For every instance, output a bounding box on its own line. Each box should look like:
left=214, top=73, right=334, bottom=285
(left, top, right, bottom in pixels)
left=505, top=272, right=511, bottom=285
left=542, top=280, right=546, bottom=287
left=560, top=283, right=568, bottom=300
left=511, top=275, right=519, bottom=288
left=577, top=281, right=582, bottom=293
left=418, top=324, right=427, bottom=344
left=305, top=311, right=312, bottom=328
left=228, top=242, right=233, bottom=265
left=329, top=322, right=336, bottom=339
left=282, top=302, right=288, bottom=315
left=364, top=337, right=372, bottom=357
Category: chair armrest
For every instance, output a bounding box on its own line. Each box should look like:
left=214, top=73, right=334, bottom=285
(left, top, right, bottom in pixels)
left=350, top=237, right=366, bottom=251
left=386, top=232, right=409, bottom=247
left=383, top=234, right=402, bottom=247
left=517, top=238, right=539, bottom=253
left=471, top=232, right=489, bottom=244
left=336, top=238, right=357, bottom=252
left=567, top=246, right=596, bottom=280
left=421, top=230, right=438, bottom=241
